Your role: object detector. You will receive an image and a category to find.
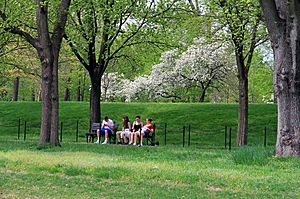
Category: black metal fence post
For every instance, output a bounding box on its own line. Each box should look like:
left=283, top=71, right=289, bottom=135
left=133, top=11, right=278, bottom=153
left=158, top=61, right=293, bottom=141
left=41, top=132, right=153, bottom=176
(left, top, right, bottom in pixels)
left=264, top=127, right=267, bottom=147
left=18, top=119, right=21, bottom=140
left=229, top=127, right=232, bottom=151
left=165, top=123, right=167, bottom=145
left=188, top=124, right=191, bottom=146
left=60, top=122, right=63, bottom=142
left=182, top=125, right=185, bottom=147
left=24, top=121, right=27, bottom=141
left=224, top=126, right=227, bottom=149
left=76, top=120, right=79, bottom=142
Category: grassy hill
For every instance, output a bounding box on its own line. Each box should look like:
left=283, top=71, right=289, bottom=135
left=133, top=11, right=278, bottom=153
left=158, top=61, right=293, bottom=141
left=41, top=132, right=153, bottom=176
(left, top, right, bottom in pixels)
left=0, top=102, right=277, bottom=147
left=1, top=102, right=300, bottom=198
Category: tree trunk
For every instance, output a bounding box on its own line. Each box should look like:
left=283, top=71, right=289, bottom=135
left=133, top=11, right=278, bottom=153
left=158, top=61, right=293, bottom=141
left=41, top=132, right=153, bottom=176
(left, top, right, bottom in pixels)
left=50, top=55, right=59, bottom=146
left=260, top=0, right=300, bottom=156
left=274, top=37, right=300, bottom=156
left=237, top=75, right=248, bottom=146
left=38, top=50, right=53, bottom=144
left=77, top=79, right=81, bottom=101
left=38, top=86, right=42, bottom=102
left=103, top=87, right=108, bottom=102
left=64, top=77, right=71, bottom=101
left=199, top=89, right=206, bottom=102
left=37, top=0, right=70, bottom=146
left=12, top=77, right=19, bottom=101
left=64, top=87, right=70, bottom=101
left=90, top=74, right=101, bottom=126
left=236, top=53, right=249, bottom=146
left=31, top=89, right=35, bottom=101
left=82, top=70, right=86, bottom=101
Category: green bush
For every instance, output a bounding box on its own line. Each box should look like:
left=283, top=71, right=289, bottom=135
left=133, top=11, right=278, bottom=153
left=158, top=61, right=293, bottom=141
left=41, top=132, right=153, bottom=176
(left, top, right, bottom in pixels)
left=231, top=146, right=274, bottom=166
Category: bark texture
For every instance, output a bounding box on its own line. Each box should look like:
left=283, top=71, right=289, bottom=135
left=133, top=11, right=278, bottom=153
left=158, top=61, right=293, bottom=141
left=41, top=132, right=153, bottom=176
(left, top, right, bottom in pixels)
left=261, top=0, right=300, bottom=156
left=12, top=77, right=19, bottom=101
left=1, top=0, right=71, bottom=145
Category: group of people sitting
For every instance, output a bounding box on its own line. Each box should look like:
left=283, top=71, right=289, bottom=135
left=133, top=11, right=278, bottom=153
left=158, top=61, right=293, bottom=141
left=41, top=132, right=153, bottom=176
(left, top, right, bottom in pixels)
left=94, top=115, right=154, bottom=146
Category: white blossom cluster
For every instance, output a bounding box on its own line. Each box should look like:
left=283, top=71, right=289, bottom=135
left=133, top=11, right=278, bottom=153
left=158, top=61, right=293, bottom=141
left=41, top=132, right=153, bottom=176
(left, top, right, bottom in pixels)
left=101, top=72, right=124, bottom=101
left=102, top=40, right=235, bottom=102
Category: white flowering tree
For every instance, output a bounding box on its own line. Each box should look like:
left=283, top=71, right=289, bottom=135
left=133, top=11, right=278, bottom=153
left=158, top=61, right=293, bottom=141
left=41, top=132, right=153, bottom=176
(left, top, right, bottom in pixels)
left=131, top=40, right=233, bottom=102
left=117, top=76, right=149, bottom=102
left=101, top=72, right=121, bottom=101
left=175, top=40, right=233, bottom=102
left=147, top=49, right=184, bottom=100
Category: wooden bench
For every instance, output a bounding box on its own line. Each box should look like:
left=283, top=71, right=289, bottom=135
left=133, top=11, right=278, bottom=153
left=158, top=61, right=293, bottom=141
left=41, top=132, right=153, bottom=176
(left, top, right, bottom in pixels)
left=85, top=123, right=100, bottom=143
left=143, top=124, right=157, bottom=146
left=109, top=122, right=119, bottom=144
left=85, top=122, right=119, bottom=143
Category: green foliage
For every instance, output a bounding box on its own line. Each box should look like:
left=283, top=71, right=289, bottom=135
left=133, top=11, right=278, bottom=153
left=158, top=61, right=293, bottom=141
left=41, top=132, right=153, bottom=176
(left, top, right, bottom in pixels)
left=231, top=146, right=274, bottom=166
left=249, top=49, right=273, bottom=103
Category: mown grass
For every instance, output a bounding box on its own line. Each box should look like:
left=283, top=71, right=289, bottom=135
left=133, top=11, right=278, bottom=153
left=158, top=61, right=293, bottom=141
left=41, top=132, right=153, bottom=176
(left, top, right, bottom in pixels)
left=1, top=102, right=294, bottom=198
left=0, top=102, right=277, bottom=147
left=0, top=140, right=300, bottom=198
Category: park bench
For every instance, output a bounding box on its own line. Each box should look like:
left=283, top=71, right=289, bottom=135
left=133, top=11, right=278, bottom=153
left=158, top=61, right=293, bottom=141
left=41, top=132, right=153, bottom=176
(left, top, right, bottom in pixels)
left=85, top=122, right=119, bottom=143
left=141, top=124, right=157, bottom=146
left=85, top=123, right=100, bottom=143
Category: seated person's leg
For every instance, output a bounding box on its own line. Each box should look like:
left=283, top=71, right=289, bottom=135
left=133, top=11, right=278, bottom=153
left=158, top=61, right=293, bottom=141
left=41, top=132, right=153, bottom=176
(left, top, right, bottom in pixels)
left=133, top=132, right=140, bottom=146
left=95, top=129, right=101, bottom=144
left=128, top=132, right=133, bottom=144
left=116, top=131, right=121, bottom=143
left=139, top=131, right=145, bottom=146
left=102, top=128, right=112, bottom=144
left=123, top=132, right=127, bottom=143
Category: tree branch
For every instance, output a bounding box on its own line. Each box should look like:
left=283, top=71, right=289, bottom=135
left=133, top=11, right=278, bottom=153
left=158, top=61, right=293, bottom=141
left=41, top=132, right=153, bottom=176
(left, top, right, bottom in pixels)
left=108, top=0, right=155, bottom=61
left=51, top=0, right=71, bottom=50
left=0, top=10, right=39, bottom=49
left=0, top=61, right=40, bottom=78
left=64, top=34, right=90, bottom=70
left=259, top=0, right=283, bottom=45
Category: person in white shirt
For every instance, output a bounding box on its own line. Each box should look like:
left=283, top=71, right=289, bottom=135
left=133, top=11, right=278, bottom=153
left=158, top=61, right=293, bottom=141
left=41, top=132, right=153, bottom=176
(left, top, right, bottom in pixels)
left=116, top=115, right=131, bottom=144
left=95, top=116, right=114, bottom=144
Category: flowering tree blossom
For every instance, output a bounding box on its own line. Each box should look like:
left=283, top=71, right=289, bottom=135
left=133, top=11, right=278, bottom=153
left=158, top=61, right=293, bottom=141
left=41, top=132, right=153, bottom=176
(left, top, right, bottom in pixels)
left=116, top=39, right=234, bottom=102
left=101, top=72, right=126, bottom=101
left=175, top=40, right=233, bottom=102
left=147, top=49, right=184, bottom=100
left=144, top=40, right=233, bottom=102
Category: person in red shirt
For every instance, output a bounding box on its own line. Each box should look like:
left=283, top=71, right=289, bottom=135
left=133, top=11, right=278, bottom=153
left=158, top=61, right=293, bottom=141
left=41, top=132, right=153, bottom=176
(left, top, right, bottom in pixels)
left=133, top=118, right=154, bottom=146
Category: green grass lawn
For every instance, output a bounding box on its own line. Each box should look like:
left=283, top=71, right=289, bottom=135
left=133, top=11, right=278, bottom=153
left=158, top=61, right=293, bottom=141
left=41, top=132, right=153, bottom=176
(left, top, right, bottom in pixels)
left=1, top=102, right=295, bottom=198
left=0, top=102, right=277, bottom=147
left=1, top=141, right=300, bottom=198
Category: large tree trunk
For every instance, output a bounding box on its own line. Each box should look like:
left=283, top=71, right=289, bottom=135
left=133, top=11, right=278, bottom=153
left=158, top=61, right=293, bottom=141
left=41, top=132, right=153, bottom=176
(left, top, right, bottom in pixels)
left=12, top=77, right=19, bottom=101
left=274, top=37, right=300, bottom=156
left=38, top=50, right=53, bottom=144
left=37, top=0, right=70, bottom=146
left=260, top=0, right=300, bottom=156
left=90, top=74, right=101, bottom=126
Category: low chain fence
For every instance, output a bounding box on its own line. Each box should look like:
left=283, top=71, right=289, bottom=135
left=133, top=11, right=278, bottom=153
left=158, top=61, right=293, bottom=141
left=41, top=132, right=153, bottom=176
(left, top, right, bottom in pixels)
left=0, top=119, right=277, bottom=149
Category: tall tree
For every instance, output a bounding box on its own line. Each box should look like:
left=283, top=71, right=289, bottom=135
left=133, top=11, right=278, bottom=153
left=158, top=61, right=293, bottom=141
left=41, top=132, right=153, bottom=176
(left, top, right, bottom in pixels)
left=207, top=0, right=268, bottom=146
left=260, top=0, right=300, bottom=156
left=65, top=0, right=176, bottom=126
left=0, top=0, right=71, bottom=146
